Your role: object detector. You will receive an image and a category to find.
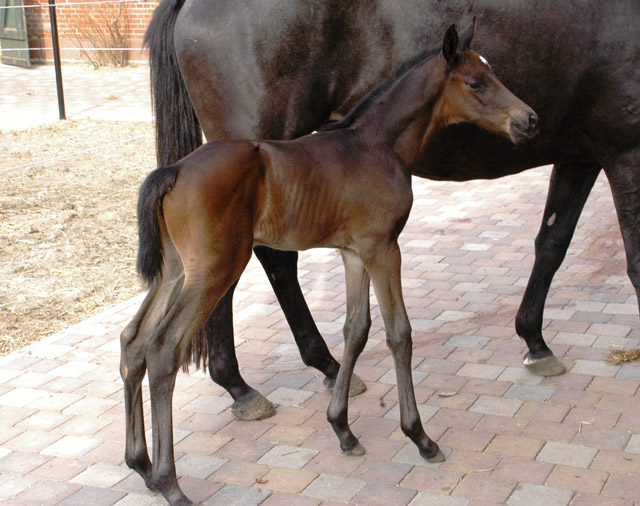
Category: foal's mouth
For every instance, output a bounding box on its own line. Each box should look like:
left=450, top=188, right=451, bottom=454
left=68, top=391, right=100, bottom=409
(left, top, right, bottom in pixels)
left=509, top=111, right=539, bottom=143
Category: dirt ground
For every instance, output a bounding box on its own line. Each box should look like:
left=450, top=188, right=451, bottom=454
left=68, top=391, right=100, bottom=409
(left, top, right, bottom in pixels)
left=0, top=119, right=155, bottom=355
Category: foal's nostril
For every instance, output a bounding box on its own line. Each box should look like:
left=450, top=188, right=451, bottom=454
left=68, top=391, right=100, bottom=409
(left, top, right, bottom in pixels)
left=528, top=112, right=539, bottom=132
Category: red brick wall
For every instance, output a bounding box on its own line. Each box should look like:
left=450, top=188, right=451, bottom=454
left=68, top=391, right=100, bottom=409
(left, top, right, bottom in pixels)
left=23, top=0, right=160, bottom=63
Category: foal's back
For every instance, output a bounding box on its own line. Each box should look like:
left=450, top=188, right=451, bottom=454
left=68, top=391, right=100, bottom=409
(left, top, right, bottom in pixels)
left=165, top=132, right=412, bottom=256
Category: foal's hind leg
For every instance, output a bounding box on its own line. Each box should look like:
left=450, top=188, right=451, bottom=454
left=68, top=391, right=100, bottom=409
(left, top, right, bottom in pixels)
left=364, top=242, right=444, bottom=462
left=121, top=288, right=155, bottom=489
left=121, top=247, right=185, bottom=489
left=327, top=250, right=371, bottom=456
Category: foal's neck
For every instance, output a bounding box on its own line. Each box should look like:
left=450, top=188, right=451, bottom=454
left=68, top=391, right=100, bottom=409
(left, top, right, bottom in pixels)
left=353, top=55, right=447, bottom=170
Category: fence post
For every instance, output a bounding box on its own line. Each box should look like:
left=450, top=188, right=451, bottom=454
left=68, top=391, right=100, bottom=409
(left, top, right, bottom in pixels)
left=48, top=0, right=65, bottom=120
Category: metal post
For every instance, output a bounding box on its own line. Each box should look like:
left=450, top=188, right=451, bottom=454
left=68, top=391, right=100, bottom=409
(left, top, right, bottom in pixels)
left=48, top=0, right=65, bottom=120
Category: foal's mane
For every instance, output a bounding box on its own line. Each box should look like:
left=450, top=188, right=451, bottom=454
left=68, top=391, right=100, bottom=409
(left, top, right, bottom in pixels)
left=321, top=45, right=442, bottom=132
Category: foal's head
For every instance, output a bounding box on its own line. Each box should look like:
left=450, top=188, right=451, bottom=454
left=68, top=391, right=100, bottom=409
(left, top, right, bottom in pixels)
left=436, top=22, right=538, bottom=144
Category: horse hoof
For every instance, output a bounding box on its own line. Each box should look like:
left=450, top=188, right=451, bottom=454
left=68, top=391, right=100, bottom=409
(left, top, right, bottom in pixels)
left=324, top=373, right=367, bottom=397
left=231, top=391, right=276, bottom=421
left=343, top=441, right=366, bottom=457
left=426, top=448, right=446, bottom=463
left=523, top=353, right=566, bottom=376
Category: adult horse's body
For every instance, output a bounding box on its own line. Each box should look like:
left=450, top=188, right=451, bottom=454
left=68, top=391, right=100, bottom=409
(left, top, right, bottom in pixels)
left=146, top=0, right=640, bottom=419
left=123, top=26, right=537, bottom=505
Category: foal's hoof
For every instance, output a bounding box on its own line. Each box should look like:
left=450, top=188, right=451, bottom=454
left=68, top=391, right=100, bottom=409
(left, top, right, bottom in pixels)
left=231, top=391, right=276, bottom=421
left=523, top=352, right=566, bottom=377
left=342, top=441, right=366, bottom=457
left=324, top=373, right=367, bottom=397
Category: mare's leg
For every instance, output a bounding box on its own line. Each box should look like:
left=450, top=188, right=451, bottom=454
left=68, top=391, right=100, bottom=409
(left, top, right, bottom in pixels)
left=254, top=246, right=366, bottom=395
left=605, top=149, right=640, bottom=315
left=515, top=162, right=601, bottom=376
left=204, top=282, right=275, bottom=420
left=327, top=250, right=371, bottom=456
left=364, top=242, right=444, bottom=462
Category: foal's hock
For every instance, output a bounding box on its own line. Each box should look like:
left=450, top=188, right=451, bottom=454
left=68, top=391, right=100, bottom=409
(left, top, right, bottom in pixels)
left=122, top=23, right=537, bottom=505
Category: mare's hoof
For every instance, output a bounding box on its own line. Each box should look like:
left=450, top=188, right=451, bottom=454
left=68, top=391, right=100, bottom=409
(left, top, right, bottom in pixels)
left=231, top=391, right=276, bottom=421
left=324, top=373, right=367, bottom=397
left=426, top=448, right=446, bottom=463
left=343, top=441, right=366, bottom=457
left=523, top=353, right=566, bottom=376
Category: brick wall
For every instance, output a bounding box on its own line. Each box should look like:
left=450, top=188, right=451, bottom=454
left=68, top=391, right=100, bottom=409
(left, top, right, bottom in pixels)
left=23, top=0, right=160, bottom=64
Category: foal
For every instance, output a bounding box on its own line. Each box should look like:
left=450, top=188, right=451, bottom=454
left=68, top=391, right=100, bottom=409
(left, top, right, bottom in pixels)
left=121, top=24, right=537, bottom=505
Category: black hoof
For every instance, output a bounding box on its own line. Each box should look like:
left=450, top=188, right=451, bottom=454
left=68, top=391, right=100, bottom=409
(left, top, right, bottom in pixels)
left=231, top=391, right=276, bottom=420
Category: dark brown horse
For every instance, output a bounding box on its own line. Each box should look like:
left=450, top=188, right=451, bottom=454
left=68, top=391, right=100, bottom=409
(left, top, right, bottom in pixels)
left=122, top=25, right=537, bottom=505
left=145, top=0, right=640, bottom=421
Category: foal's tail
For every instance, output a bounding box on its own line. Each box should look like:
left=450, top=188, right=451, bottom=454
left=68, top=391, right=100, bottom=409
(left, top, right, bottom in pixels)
left=136, top=166, right=180, bottom=286
left=144, top=0, right=202, bottom=167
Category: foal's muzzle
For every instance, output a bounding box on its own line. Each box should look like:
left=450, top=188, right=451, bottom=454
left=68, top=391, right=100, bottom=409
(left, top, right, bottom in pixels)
left=510, top=111, right=539, bottom=143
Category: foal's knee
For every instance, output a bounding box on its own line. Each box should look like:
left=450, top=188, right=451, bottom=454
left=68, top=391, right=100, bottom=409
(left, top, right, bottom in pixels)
left=385, top=324, right=412, bottom=356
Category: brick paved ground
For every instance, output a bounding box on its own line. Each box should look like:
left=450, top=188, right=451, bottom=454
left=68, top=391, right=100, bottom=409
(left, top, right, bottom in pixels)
left=1, top=64, right=639, bottom=505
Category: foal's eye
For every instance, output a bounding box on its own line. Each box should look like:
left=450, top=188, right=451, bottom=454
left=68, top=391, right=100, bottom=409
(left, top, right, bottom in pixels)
left=468, top=81, right=482, bottom=90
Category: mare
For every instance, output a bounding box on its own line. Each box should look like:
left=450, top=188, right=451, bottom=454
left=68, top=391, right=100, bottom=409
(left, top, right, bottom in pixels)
left=145, top=0, right=640, bottom=421
left=121, top=26, right=537, bottom=505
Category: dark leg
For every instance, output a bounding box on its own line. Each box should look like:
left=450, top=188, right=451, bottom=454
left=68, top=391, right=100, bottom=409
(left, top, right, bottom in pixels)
left=515, top=162, right=601, bottom=375
left=604, top=150, right=640, bottom=314
left=204, top=281, right=275, bottom=421
left=253, top=246, right=366, bottom=395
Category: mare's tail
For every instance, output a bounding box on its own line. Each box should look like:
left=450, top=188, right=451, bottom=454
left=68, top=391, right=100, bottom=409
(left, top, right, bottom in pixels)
left=136, top=166, right=180, bottom=286
left=144, top=0, right=202, bottom=167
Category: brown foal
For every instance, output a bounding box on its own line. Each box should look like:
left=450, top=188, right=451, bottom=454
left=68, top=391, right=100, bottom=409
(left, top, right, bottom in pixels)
left=121, top=23, right=537, bottom=505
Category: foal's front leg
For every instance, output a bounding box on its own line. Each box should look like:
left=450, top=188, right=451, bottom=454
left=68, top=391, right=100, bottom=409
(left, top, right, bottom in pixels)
left=327, top=250, right=371, bottom=455
left=365, top=242, right=444, bottom=462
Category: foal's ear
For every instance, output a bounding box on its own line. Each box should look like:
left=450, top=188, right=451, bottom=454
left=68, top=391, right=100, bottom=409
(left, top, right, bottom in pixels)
left=442, top=24, right=459, bottom=65
left=459, top=16, right=476, bottom=49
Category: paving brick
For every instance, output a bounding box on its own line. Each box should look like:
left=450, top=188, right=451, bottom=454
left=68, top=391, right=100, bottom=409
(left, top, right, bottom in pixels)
left=255, top=467, right=318, bottom=494
left=57, top=485, right=126, bottom=506
left=210, top=460, right=269, bottom=487
left=590, top=450, right=640, bottom=475
left=258, top=445, right=318, bottom=469
left=537, top=441, right=598, bottom=468
left=0, top=473, right=38, bottom=501
left=70, top=462, right=132, bottom=488
left=491, top=456, right=553, bottom=485
left=0, top=450, right=50, bottom=475
left=507, top=482, right=573, bottom=506
left=408, top=492, right=470, bottom=506
left=259, top=492, right=321, bottom=506
left=469, top=395, right=522, bottom=417
left=41, top=435, right=102, bottom=459
left=302, top=474, right=366, bottom=502
left=451, top=472, right=515, bottom=503
left=174, top=453, right=227, bottom=479
left=601, top=473, right=640, bottom=501
left=0, top=388, right=48, bottom=408
left=13, top=480, right=81, bottom=505
left=571, top=360, right=620, bottom=378
left=485, top=434, right=544, bottom=459
left=351, top=481, right=417, bottom=506
left=545, top=464, right=608, bottom=494
left=625, top=433, right=640, bottom=454
left=569, top=493, right=632, bottom=506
